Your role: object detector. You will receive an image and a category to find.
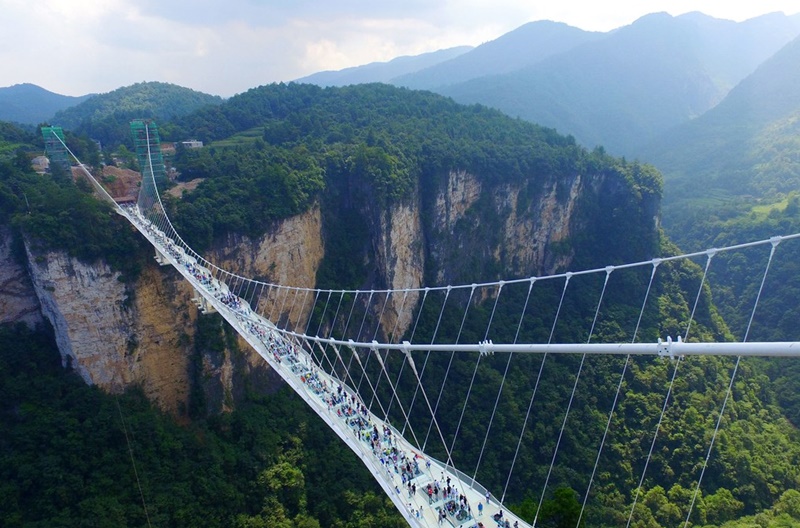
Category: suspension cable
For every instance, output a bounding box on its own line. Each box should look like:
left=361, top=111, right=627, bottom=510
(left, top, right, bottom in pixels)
left=502, top=274, right=569, bottom=503
left=344, top=290, right=372, bottom=380
left=404, top=287, right=451, bottom=435
left=500, top=277, right=544, bottom=503
left=626, top=252, right=714, bottom=527
left=474, top=279, right=533, bottom=484
left=369, top=290, right=408, bottom=412
left=356, top=290, right=391, bottom=394
left=385, top=288, right=429, bottom=421
left=579, top=261, right=660, bottom=525
left=535, top=268, right=612, bottom=525
left=684, top=238, right=780, bottom=526
left=449, top=283, right=504, bottom=460
left=423, top=285, right=476, bottom=451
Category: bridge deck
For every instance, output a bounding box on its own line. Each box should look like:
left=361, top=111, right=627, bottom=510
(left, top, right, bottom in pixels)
left=121, top=205, right=528, bottom=528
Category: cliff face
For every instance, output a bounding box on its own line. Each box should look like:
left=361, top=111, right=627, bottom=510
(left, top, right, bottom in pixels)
left=211, top=205, right=324, bottom=332
left=24, top=243, right=196, bottom=414
left=426, top=169, right=582, bottom=284
left=2, top=161, right=656, bottom=415
left=0, top=227, right=42, bottom=327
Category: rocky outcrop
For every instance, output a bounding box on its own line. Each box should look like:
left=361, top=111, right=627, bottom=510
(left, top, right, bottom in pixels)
left=2, top=159, right=655, bottom=416
left=24, top=243, right=197, bottom=414
left=0, top=227, right=42, bottom=327
left=211, top=205, right=324, bottom=331
left=374, top=199, right=426, bottom=339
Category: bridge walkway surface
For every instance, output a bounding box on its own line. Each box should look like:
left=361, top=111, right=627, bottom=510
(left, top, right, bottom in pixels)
left=121, top=204, right=528, bottom=528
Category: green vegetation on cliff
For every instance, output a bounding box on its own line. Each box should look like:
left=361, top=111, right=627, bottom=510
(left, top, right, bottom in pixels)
left=0, top=165, right=144, bottom=279
left=166, top=83, right=662, bottom=272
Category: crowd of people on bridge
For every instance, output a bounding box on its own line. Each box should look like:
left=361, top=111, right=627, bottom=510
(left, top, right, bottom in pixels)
left=125, top=203, right=523, bottom=528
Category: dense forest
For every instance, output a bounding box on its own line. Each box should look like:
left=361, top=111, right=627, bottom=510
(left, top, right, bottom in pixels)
left=2, top=77, right=800, bottom=527
left=0, top=323, right=406, bottom=527
left=52, top=82, right=223, bottom=152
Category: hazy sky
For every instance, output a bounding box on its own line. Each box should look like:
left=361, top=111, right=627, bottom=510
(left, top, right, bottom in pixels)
left=1, top=0, right=797, bottom=97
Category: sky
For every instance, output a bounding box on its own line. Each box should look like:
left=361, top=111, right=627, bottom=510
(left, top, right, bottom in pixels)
left=1, top=0, right=798, bottom=98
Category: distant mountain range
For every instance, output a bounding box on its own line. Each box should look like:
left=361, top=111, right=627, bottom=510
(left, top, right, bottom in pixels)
left=3, top=10, right=800, bottom=242
left=639, top=30, right=800, bottom=236
left=0, top=84, right=94, bottom=125
left=296, top=46, right=473, bottom=87
left=5, top=11, right=799, bottom=158
left=297, top=11, right=800, bottom=157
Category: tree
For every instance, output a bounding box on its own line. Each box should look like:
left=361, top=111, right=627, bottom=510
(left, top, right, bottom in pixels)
left=538, top=487, right=585, bottom=528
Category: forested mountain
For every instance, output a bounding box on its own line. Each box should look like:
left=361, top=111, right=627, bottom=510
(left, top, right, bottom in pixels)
left=439, top=12, right=800, bottom=155
left=297, top=12, right=800, bottom=157
left=52, top=81, right=223, bottom=149
left=0, top=120, right=39, bottom=159
left=0, top=83, right=93, bottom=125
left=296, top=46, right=472, bottom=87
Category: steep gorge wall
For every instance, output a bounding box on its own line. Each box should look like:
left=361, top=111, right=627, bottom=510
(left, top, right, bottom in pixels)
left=333, top=167, right=603, bottom=339
left=24, top=243, right=197, bottom=414
left=0, top=227, right=42, bottom=327
left=210, top=205, right=325, bottom=332
left=1, top=163, right=652, bottom=415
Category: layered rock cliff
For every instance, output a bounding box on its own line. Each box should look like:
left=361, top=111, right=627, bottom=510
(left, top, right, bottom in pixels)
left=2, top=155, right=658, bottom=416
left=23, top=242, right=196, bottom=414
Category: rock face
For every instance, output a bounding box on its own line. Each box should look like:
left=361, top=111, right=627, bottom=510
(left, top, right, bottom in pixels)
left=1, top=163, right=656, bottom=415
left=0, top=227, right=42, bottom=327
left=24, top=243, right=197, bottom=414
left=211, top=205, right=325, bottom=332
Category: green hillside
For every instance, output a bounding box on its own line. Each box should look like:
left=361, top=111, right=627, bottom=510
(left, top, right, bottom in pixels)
left=0, top=83, right=93, bottom=125
left=52, top=81, right=223, bottom=149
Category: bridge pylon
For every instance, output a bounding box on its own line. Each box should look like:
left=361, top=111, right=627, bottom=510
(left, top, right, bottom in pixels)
left=130, top=119, right=167, bottom=212
left=41, top=126, right=70, bottom=172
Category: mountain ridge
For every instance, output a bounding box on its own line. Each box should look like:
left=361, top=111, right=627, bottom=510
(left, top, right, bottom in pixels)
left=0, top=83, right=94, bottom=125
left=295, top=46, right=473, bottom=87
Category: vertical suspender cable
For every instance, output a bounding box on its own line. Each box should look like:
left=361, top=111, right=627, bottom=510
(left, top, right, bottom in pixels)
left=535, top=268, right=612, bottom=525
left=385, top=288, right=429, bottom=420
left=344, top=291, right=372, bottom=381
left=684, top=238, right=780, bottom=526
left=498, top=276, right=535, bottom=502
left=356, top=291, right=391, bottom=394
left=449, top=283, right=504, bottom=465
left=369, top=290, right=408, bottom=412
left=474, top=279, right=532, bottom=484
left=626, top=251, right=714, bottom=528
left=404, top=287, right=451, bottom=435
left=502, top=274, right=568, bottom=503
left=423, top=285, right=476, bottom=451
left=578, top=261, right=660, bottom=526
